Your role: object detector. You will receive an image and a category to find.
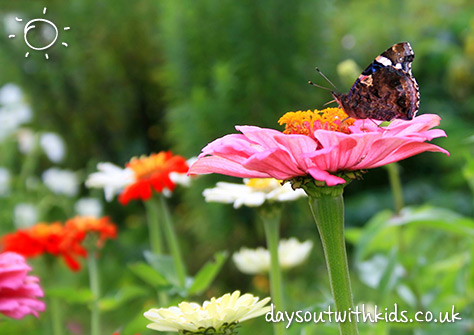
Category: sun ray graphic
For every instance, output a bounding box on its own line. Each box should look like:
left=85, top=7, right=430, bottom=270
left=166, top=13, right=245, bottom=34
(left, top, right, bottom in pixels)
left=9, top=7, right=70, bottom=60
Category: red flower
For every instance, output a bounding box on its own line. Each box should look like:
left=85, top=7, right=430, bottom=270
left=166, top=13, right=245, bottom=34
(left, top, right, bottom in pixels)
left=1, top=223, right=86, bottom=271
left=118, top=151, right=189, bottom=205
left=64, top=216, right=117, bottom=249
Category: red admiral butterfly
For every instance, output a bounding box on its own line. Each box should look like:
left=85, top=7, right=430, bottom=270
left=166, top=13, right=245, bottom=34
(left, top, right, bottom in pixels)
left=325, top=42, right=420, bottom=121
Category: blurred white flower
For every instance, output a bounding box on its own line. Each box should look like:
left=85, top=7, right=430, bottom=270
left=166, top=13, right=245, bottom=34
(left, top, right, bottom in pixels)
left=278, top=238, right=313, bottom=269
left=74, top=198, right=103, bottom=217
left=203, top=178, right=306, bottom=209
left=42, top=168, right=79, bottom=197
left=13, top=203, right=38, bottom=229
left=0, top=167, right=11, bottom=196
left=169, top=157, right=197, bottom=187
left=232, top=247, right=270, bottom=274
left=0, top=83, right=23, bottom=105
left=3, top=13, right=23, bottom=36
left=85, top=162, right=135, bottom=201
left=17, top=128, right=36, bottom=154
left=40, top=132, right=66, bottom=163
left=0, top=84, right=32, bottom=141
left=144, top=291, right=271, bottom=333
left=233, top=238, right=313, bottom=275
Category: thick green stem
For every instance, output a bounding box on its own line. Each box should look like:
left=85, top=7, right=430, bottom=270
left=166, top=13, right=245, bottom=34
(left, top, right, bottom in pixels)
left=157, top=195, right=187, bottom=288
left=386, top=163, right=404, bottom=215
left=87, top=252, right=100, bottom=335
left=260, top=207, right=285, bottom=335
left=145, top=199, right=164, bottom=255
left=306, top=186, right=358, bottom=335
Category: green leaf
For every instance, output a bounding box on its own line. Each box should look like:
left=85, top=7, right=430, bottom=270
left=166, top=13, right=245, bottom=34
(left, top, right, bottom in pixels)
left=188, top=250, right=228, bottom=295
left=99, top=285, right=148, bottom=311
left=129, top=262, right=170, bottom=288
left=47, top=287, right=93, bottom=304
left=143, top=251, right=179, bottom=286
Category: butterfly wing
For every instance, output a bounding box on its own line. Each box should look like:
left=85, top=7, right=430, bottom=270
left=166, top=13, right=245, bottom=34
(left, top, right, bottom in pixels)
left=336, top=66, right=419, bottom=120
left=332, top=42, right=420, bottom=121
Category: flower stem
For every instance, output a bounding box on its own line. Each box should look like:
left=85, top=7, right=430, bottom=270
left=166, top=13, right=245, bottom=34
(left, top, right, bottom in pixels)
left=386, top=163, right=404, bottom=215
left=306, top=185, right=358, bottom=335
left=386, top=163, right=406, bottom=252
left=87, top=251, right=101, bottom=335
left=50, top=296, right=62, bottom=335
left=260, top=207, right=285, bottom=335
left=157, top=195, right=187, bottom=288
left=145, top=199, right=164, bottom=255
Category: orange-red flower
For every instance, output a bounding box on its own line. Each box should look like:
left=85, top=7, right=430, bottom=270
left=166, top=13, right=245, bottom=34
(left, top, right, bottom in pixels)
left=1, top=223, right=86, bottom=271
left=64, top=216, right=117, bottom=249
left=118, top=151, right=189, bottom=205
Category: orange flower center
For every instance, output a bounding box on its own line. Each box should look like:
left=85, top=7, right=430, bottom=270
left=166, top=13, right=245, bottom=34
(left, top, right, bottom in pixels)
left=278, top=107, right=355, bottom=137
left=127, top=152, right=169, bottom=179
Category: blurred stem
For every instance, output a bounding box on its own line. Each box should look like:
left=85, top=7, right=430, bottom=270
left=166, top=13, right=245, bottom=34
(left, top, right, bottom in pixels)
left=386, top=163, right=405, bottom=252
left=87, top=251, right=100, bottom=335
left=50, top=297, right=62, bottom=335
left=45, top=259, right=62, bottom=335
left=305, top=184, right=359, bottom=335
left=157, top=194, right=187, bottom=288
left=144, top=198, right=168, bottom=306
left=144, top=198, right=164, bottom=255
left=260, top=206, right=284, bottom=335
left=386, top=163, right=404, bottom=215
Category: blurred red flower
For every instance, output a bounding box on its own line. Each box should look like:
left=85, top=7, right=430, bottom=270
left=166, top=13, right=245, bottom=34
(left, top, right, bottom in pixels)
left=65, top=216, right=117, bottom=249
left=1, top=223, right=86, bottom=271
left=1, top=217, right=117, bottom=271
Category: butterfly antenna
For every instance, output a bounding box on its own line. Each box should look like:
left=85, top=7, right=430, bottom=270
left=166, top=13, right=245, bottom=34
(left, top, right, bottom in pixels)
left=315, top=67, right=338, bottom=91
left=323, top=99, right=336, bottom=107
left=308, top=81, right=332, bottom=91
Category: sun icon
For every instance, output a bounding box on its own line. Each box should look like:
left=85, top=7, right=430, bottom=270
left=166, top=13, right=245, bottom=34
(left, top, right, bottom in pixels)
left=8, top=7, right=70, bottom=60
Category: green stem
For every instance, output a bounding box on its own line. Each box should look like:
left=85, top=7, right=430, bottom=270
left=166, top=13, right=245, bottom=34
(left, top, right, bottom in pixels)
left=87, top=251, right=100, bottom=335
left=45, top=259, right=62, bottom=335
left=50, top=296, right=62, bottom=335
left=386, top=163, right=404, bottom=215
left=145, top=199, right=164, bottom=255
left=306, top=185, right=358, bottom=335
left=386, top=163, right=405, bottom=252
left=260, top=207, right=285, bottom=335
left=157, top=195, right=187, bottom=288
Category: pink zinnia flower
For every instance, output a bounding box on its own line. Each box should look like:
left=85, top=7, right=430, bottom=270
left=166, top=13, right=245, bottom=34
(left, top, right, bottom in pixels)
left=189, top=108, right=448, bottom=186
left=0, top=252, right=45, bottom=319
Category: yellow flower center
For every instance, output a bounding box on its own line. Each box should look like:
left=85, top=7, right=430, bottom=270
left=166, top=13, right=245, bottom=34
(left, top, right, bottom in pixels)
left=245, top=178, right=281, bottom=192
left=278, top=107, right=354, bottom=136
left=127, top=152, right=167, bottom=179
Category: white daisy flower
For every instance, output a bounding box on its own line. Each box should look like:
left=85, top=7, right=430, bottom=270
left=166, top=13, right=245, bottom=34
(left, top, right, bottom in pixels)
left=144, top=291, right=271, bottom=334
left=40, top=132, right=66, bottom=163
left=85, top=162, right=135, bottom=201
left=74, top=197, right=103, bottom=217
left=42, top=168, right=79, bottom=197
left=13, top=203, right=38, bottom=229
left=0, top=167, right=10, bottom=196
left=233, top=238, right=313, bottom=275
left=203, top=178, right=306, bottom=209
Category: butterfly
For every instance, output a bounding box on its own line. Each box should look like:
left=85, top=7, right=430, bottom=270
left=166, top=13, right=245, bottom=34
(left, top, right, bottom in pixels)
left=330, top=42, right=420, bottom=121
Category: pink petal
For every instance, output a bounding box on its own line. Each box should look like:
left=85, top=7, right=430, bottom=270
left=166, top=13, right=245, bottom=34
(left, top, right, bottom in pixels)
left=307, top=167, right=347, bottom=186
left=189, top=156, right=270, bottom=178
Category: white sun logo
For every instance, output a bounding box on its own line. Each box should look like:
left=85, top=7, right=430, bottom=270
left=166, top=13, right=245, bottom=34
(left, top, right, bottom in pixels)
left=8, top=7, right=70, bottom=60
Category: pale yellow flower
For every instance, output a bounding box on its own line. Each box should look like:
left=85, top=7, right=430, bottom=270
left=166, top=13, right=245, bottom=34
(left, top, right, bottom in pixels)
left=203, top=178, right=306, bottom=209
left=144, top=291, right=271, bottom=334
left=233, top=238, right=313, bottom=274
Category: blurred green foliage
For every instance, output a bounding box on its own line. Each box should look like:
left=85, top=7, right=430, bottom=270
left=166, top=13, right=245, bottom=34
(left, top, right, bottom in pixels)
left=0, top=0, right=473, bottom=334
